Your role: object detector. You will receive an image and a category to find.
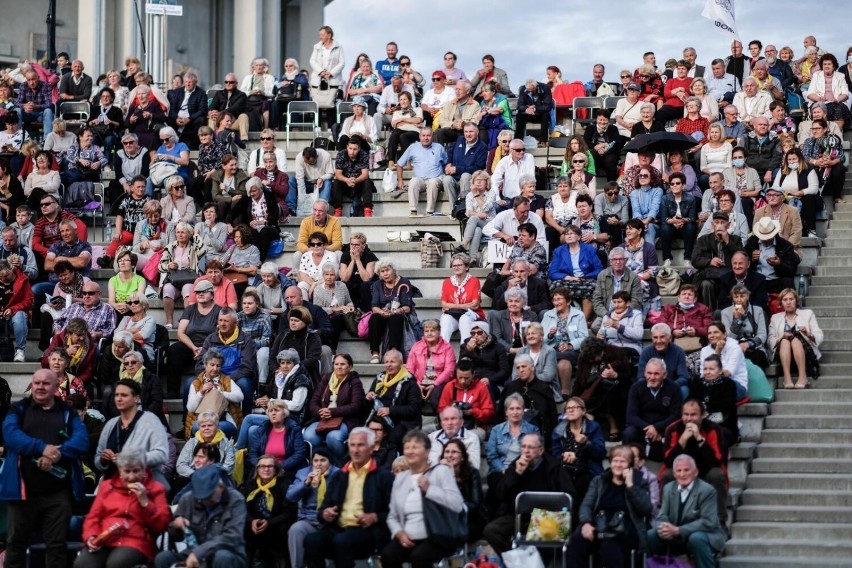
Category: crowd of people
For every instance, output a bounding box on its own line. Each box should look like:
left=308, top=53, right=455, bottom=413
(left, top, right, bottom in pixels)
left=0, top=28, right=847, bottom=568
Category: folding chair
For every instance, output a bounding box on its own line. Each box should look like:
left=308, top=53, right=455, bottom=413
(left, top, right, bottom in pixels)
left=545, top=136, right=571, bottom=189
left=603, top=96, right=625, bottom=111
left=60, top=181, right=105, bottom=232
left=153, top=324, right=170, bottom=377
left=59, top=101, right=90, bottom=132
left=572, top=97, right=605, bottom=132
left=512, top=491, right=573, bottom=568
left=285, top=101, right=319, bottom=150
left=336, top=101, right=354, bottom=124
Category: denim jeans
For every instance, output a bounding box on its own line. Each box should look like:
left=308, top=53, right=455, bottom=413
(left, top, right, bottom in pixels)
left=19, top=108, right=54, bottom=134
left=235, top=413, right=268, bottom=450
left=10, top=311, right=28, bottom=350
left=302, top=421, right=350, bottom=465
left=289, top=176, right=332, bottom=215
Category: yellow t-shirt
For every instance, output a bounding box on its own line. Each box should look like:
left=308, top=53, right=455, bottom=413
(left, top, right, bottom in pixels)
left=339, top=461, right=371, bottom=528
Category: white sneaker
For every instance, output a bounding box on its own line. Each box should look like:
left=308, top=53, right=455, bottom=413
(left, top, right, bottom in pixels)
left=663, top=259, right=672, bottom=268
left=14, top=349, right=25, bottom=362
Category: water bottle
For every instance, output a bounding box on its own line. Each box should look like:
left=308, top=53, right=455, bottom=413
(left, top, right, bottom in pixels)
left=183, top=526, right=198, bottom=548
left=554, top=331, right=564, bottom=347
left=104, top=220, right=113, bottom=242
left=33, top=459, right=67, bottom=479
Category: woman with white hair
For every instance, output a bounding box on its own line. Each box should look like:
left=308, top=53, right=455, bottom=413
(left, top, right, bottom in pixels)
left=159, top=174, right=196, bottom=226
left=256, top=261, right=289, bottom=323
left=96, top=330, right=137, bottom=402
left=241, top=57, right=276, bottom=129
left=226, top=176, right=281, bottom=262
left=146, top=125, right=190, bottom=197
left=132, top=199, right=175, bottom=273
left=114, top=291, right=156, bottom=360
left=158, top=221, right=205, bottom=327
left=312, top=262, right=355, bottom=351
left=270, top=58, right=310, bottom=129
left=125, top=84, right=167, bottom=154
left=369, top=258, right=417, bottom=363
left=102, top=351, right=163, bottom=419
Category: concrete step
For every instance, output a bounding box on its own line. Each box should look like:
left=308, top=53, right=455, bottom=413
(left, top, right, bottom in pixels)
left=813, top=266, right=852, bottom=277
left=755, top=444, right=852, bottom=460
left=734, top=504, right=852, bottom=523
left=724, top=540, right=852, bottom=561
left=773, top=389, right=852, bottom=402
left=729, top=521, right=852, bottom=540
left=721, top=557, right=851, bottom=568
left=745, top=473, right=852, bottom=491
left=806, top=305, right=852, bottom=317
left=750, top=457, right=852, bottom=473
left=740, top=489, right=852, bottom=507
left=800, top=295, right=852, bottom=307
left=765, top=414, right=852, bottom=429
left=767, top=401, right=852, bottom=415
left=805, top=284, right=852, bottom=296
left=760, top=429, right=852, bottom=444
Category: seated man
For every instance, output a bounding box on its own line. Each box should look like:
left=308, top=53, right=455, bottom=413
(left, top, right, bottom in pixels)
left=293, top=199, right=343, bottom=267
left=753, top=186, right=803, bottom=257
left=167, top=72, right=208, bottom=149
left=15, top=70, right=55, bottom=133
left=483, top=196, right=546, bottom=249
left=764, top=45, right=796, bottom=93
left=515, top=79, right=553, bottom=145
left=331, top=137, right=375, bottom=218
left=53, top=280, right=116, bottom=342
left=591, top=247, right=643, bottom=327
left=490, top=139, right=536, bottom=204
left=717, top=250, right=768, bottom=311
left=637, top=323, right=690, bottom=400
left=207, top=73, right=249, bottom=141
left=441, top=121, right=488, bottom=204
left=375, top=73, right=415, bottom=131
left=482, top=432, right=574, bottom=554
left=499, top=355, right=557, bottom=438
left=720, top=105, right=746, bottom=145
left=699, top=172, right=743, bottom=226
left=57, top=60, right=93, bottom=104
left=751, top=61, right=784, bottom=102
left=458, top=321, right=511, bottom=399
left=290, top=146, right=334, bottom=213
left=623, top=358, right=683, bottom=460
left=706, top=58, right=738, bottom=109
left=732, top=77, right=772, bottom=128
left=584, top=111, right=622, bottom=182
left=690, top=212, right=745, bottom=311
left=491, top=258, right=550, bottom=314
left=395, top=127, right=447, bottom=217
left=434, top=81, right=481, bottom=145
left=427, top=405, right=482, bottom=469
left=156, top=465, right=247, bottom=568
left=304, top=427, right=394, bottom=568
left=647, top=454, right=727, bottom=568
left=437, top=358, right=496, bottom=434
left=0, top=225, right=38, bottom=281
left=742, top=116, right=782, bottom=185
left=744, top=217, right=800, bottom=295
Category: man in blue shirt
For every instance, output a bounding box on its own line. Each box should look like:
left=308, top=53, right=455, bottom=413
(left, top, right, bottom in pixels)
left=375, top=42, right=400, bottom=84
left=441, top=122, right=488, bottom=203
left=395, top=128, right=447, bottom=217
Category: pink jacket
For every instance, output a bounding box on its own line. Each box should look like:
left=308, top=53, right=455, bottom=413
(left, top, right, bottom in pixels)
left=406, top=338, right=457, bottom=387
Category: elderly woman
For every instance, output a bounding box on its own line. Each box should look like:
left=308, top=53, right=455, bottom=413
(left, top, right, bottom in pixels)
left=313, top=263, right=355, bottom=351
left=267, top=308, right=323, bottom=384
left=61, top=127, right=107, bottom=185
left=771, top=148, right=821, bottom=236
left=146, top=126, right=190, bottom=197
left=338, top=231, right=378, bottom=312
left=364, top=349, right=422, bottom=452
left=768, top=288, right=823, bottom=390
left=104, top=69, right=131, bottom=113
left=242, top=455, right=296, bottom=568
left=270, top=57, right=310, bottom=128
left=613, top=83, right=643, bottom=140
left=797, top=102, right=843, bottom=145
left=689, top=78, right=719, bottom=121
left=103, top=350, right=162, bottom=419
left=807, top=53, right=851, bottom=130
left=125, top=84, right=167, bottom=152
left=160, top=174, right=196, bottom=226
left=159, top=221, right=205, bottom=327
left=185, top=348, right=244, bottom=438
left=337, top=96, right=377, bottom=152
left=44, top=348, right=87, bottom=400
left=564, top=445, right=651, bottom=568
left=540, top=285, right=589, bottom=386
left=246, top=399, right=306, bottom=472
left=458, top=171, right=499, bottom=261
left=635, top=64, right=664, bottom=106
left=256, top=261, right=288, bottom=321
left=485, top=392, right=539, bottom=487
left=381, top=430, right=465, bottom=568
left=176, top=411, right=235, bottom=481
left=407, top=319, right=457, bottom=408
left=109, top=134, right=151, bottom=205
left=287, top=448, right=340, bottom=568
left=227, top=177, right=280, bottom=262
left=96, top=330, right=135, bottom=397
left=210, top=153, right=249, bottom=220
left=88, top=87, right=124, bottom=156
left=132, top=199, right=175, bottom=274
left=369, top=258, right=417, bottom=362
left=548, top=225, right=603, bottom=319
left=296, top=231, right=337, bottom=300
left=241, top=57, right=276, bottom=129
left=195, top=202, right=229, bottom=265
left=802, top=118, right=847, bottom=206
left=543, top=176, right=580, bottom=252
left=238, top=289, right=272, bottom=386
left=478, top=81, right=513, bottom=145
left=344, top=58, right=383, bottom=113
left=487, top=129, right=515, bottom=175
left=42, top=317, right=97, bottom=387
left=698, top=188, right=749, bottom=242
left=187, top=126, right=225, bottom=208
left=114, top=292, right=156, bottom=360
left=43, top=118, right=77, bottom=164
left=77, top=448, right=170, bottom=568
left=303, top=353, right=365, bottom=465
left=252, top=151, right=290, bottom=218
left=22, top=149, right=59, bottom=212
left=386, top=91, right=423, bottom=168
left=675, top=96, right=710, bottom=154
left=487, top=287, right=538, bottom=360
left=552, top=397, right=606, bottom=505
left=597, top=291, right=644, bottom=355
left=511, top=321, right=560, bottom=399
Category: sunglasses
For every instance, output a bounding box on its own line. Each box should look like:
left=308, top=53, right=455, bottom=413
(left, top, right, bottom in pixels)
left=431, top=77, right=443, bottom=82
left=605, top=191, right=619, bottom=196
left=638, top=174, right=651, bottom=178
left=82, top=291, right=99, bottom=296
left=511, top=148, right=525, bottom=152
left=260, top=136, right=274, bottom=141
left=224, top=80, right=237, bottom=84
left=122, top=141, right=135, bottom=145
left=128, top=300, right=141, bottom=305
left=470, top=330, right=485, bottom=336
left=40, top=201, right=55, bottom=207
left=572, top=159, right=586, bottom=164
left=669, top=181, right=683, bottom=186
left=172, top=184, right=185, bottom=190
left=122, top=361, right=140, bottom=367
left=621, top=75, right=631, bottom=79
left=640, top=74, right=652, bottom=79
left=309, top=242, right=325, bottom=247
left=160, top=138, right=170, bottom=141
left=399, top=62, right=410, bottom=67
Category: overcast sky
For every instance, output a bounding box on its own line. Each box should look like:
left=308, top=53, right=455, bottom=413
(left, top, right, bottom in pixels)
left=325, top=0, right=850, bottom=88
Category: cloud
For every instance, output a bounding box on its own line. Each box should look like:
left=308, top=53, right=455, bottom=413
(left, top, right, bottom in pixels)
left=326, top=0, right=849, bottom=87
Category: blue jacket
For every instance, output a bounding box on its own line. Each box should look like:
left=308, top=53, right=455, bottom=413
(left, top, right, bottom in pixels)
left=287, top=464, right=341, bottom=522
left=549, top=243, right=604, bottom=281
left=247, top=417, right=306, bottom=472
left=551, top=416, right=607, bottom=476
left=485, top=420, right=539, bottom=473
left=0, top=398, right=89, bottom=501
left=637, top=343, right=689, bottom=385
left=447, top=136, right=488, bottom=180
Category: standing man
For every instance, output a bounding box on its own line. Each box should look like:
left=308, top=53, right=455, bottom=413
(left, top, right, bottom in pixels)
left=375, top=42, right=400, bottom=85
left=395, top=127, right=447, bottom=217
left=682, top=47, right=706, bottom=78
left=167, top=72, right=208, bottom=149
left=0, top=369, right=88, bottom=568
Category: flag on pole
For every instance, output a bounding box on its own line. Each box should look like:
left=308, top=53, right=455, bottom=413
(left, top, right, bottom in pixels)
left=702, top=0, right=740, bottom=41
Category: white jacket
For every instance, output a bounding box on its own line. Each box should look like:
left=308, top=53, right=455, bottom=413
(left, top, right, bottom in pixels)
left=309, top=40, right=345, bottom=87
left=240, top=73, right=275, bottom=98
left=806, top=71, right=850, bottom=105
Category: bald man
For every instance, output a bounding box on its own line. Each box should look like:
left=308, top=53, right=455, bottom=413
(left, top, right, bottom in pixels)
left=208, top=72, right=249, bottom=140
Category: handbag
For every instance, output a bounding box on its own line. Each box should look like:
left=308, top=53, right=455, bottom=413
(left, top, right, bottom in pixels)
left=225, top=270, right=249, bottom=285
left=451, top=197, right=467, bottom=221
left=340, top=309, right=361, bottom=336
left=167, top=269, right=198, bottom=289
left=672, top=312, right=702, bottom=352
left=656, top=265, right=681, bottom=296
left=140, top=249, right=165, bottom=284
left=195, top=387, right=229, bottom=417
left=315, top=416, right=344, bottom=434
left=525, top=507, right=571, bottom=541
left=267, top=239, right=284, bottom=258
left=357, top=312, right=372, bottom=339
left=420, top=234, right=442, bottom=268
left=701, top=266, right=731, bottom=282
left=422, top=467, right=468, bottom=548
left=148, top=160, right=179, bottom=186
left=310, top=85, right=337, bottom=109
left=480, top=270, right=504, bottom=298
left=646, top=555, right=694, bottom=568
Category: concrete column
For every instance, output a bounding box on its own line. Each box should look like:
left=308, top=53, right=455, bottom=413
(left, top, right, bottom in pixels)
left=262, top=0, right=282, bottom=75
left=299, top=0, right=325, bottom=76
left=233, top=0, right=263, bottom=76
left=77, top=0, right=106, bottom=73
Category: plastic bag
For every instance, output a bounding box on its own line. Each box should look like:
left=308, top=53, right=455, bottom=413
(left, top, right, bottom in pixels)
left=381, top=168, right=396, bottom=193
left=502, top=546, right=544, bottom=568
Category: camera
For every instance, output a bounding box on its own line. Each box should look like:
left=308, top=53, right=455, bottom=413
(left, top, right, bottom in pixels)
left=453, top=401, right=472, bottom=412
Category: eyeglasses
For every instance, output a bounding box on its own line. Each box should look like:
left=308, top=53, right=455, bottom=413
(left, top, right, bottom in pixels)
left=451, top=263, right=465, bottom=268
left=499, top=140, right=510, bottom=144
left=640, top=74, right=652, bottom=79
left=260, top=136, right=274, bottom=141
left=82, top=291, right=99, bottom=296
left=128, top=300, right=141, bottom=305
left=309, top=242, right=325, bottom=247
left=368, top=427, right=384, bottom=433
left=257, top=464, right=275, bottom=469
left=605, top=191, right=619, bottom=196
left=572, top=159, right=586, bottom=164
left=431, top=77, right=443, bottom=82
left=122, top=141, right=135, bottom=146
left=123, top=361, right=140, bottom=366
left=172, top=184, right=185, bottom=190
left=224, top=80, right=237, bottom=84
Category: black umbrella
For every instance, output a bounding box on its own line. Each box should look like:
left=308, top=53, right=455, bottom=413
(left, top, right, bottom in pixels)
left=622, top=131, right=698, bottom=154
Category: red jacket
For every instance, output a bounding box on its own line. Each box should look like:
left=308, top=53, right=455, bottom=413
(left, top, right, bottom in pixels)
left=31, top=211, right=88, bottom=257
left=437, top=378, right=495, bottom=425
left=660, top=303, right=713, bottom=340
left=41, top=330, right=97, bottom=385
left=659, top=418, right=728, bottom=487
left=406, top=338, right=457, bottom=387
left=82, top=472, right=171, bottom=561
left=2, top=269, right=33, bottom=316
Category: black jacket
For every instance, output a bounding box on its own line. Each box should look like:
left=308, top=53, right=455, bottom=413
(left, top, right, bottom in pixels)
left=259, top=364, right=314, bottom=424
left=459, top=337, right=510, bottom=387
left=743, top=133, right=782, bottom=177
left=744, top=234, right=800, bottom=279
left=209, top=88, right=248, bottom=118
left=495, top=453, right=575, bottom=517
left=319, top=461, right=394, bottom=545
left=718, top=270, right=768, bottom=311
left=363, top=373, right=422, bottom=439
left=579, top=469, right=652, bottom=549
left=269, top=327, right=323, bottom=383
left=499, top=378, right=558, bottom=442
left=167, top=87, right=208, bottom=123
left=691, top=233, right=744, bottom=271
left=279, top=301, right=332, bottom=343
left=516, top=83, right=554, bottom=116
left=226, top=188, right=280, bottom=227
left=492, top=275, right=550, bottom=314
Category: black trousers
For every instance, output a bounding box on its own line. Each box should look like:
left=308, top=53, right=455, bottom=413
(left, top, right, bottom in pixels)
left=331, top=179, right=374, bottom=209
left=304, top=526, right=383, bottom=568
left=6, top=489, right=73, bottom=568
left=592, top=152, right=619, bottom=181
left=252, top=226, right=279, bottom=262
left=386, top=129, right=419, bottom=162
left=515, top=111, right=550, bottom=142
left=368, top=312, right=405, bottom=353
left=381, top=536, right=459, bottom=568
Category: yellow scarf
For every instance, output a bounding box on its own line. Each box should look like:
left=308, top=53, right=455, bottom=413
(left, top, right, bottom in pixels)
left=67, top=336, right=85, bottom=368
left=119, top=364, right=145, bottom=382
left=316, top=471, right=328, bottom=509
left=218, top=325, right=241, bottom=345
left=328, top=373, right=346, bottom=396
left=247, top=476, right=277, bottom=511
left=195, top=429, right=225, bottom=445
left=374, top=366, right=409, bottom=397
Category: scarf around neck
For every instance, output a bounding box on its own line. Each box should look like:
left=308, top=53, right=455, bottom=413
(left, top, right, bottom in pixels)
left=375, top=366, right=409, bottom=397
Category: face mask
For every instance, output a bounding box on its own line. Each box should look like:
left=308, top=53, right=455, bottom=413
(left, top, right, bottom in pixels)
left=789, top=162, right=799, bottom=171
left=848, top=56, right=852, bottom=64
left=732, top=158, right=745, bottom=168
left=678, top=302, right=695, bottom=310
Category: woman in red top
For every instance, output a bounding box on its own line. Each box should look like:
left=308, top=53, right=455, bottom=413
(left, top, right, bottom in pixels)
left=656, top=60, right=693, bottom=124
left=78, top=448, right=170, bottom=567
left=439, top=252, right=485, bottom=344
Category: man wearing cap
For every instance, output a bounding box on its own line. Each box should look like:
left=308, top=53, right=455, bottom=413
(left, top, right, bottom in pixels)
left=515, top=79, right=553, bottom=146
left=744, top=218, right=800, bottom=294
left=458, top=320, right=511, bottom=401
left=376, top=73, right=415, bottom=131
left=691, top=211, right=745, bottom=311
left=186, top=260, right=239, bottom=310
left=156, top=464, right=247, bottom=568
left=304, top=426, right=394, bottom=568
left=753, top=186, right=803, bottom=257
left=442, top=121, right=488, bottom=203
left=395, top=127, right=448, bottom=217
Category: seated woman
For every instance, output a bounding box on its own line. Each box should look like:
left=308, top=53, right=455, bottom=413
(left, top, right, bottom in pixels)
left=338, top=231, right=379, bottom=312
left=564, top=151, right=597, bottom=197
left=125, top=84, right=167, bottom=152
left=132, top=199, right=175, bottom=274
left=663, top=150, right=699, bottom=199
left=597, top=291, right=643, bottom=355
left=806, top=53, right=851, bottom=131
left=564, top=445, right=652, bottom=568
left=302, top=353, right=365, bottom=465
left=544, top=176, right=579, bottom=253
left=175, top=410, right=236, bottom=482
left=114, top=292, right=156, bottom=361
left=240, top=58, right=276, bottom=129
left=622, top=218, right=661, bottom=314
left=337, top=97, right=377, bottom=152
left=286, top=448, right=340, bottom=568
left=771, top=148, right=820, bottom=237
left=0, top=259, right=31, bottom=363
left=188, top=127, right=224, bottom=208
left=551, top=397, right=606, bottom=507
left=184, top=347, right=244, bottom=439
left=478, top=81, right=513, bottom=145
left=548, top=225, right=603, bottom=321
left=222, top=224, right=261, bottom=296
left=801, top=118, right=847, bottom=206
left=238, top=289, right=273, bottom=386
left=42, top=317, right=97, bottom=390
left=242, top=455, right=296, bottom=568
left=656, top=60, right=692, bottom=123
left=43, top=118, right=77, bottom=168
left=458, top=171, right=499, bottom=262
left=511, top=322, right=559, bottom=401
left=256, top=348, right=314, bottom=426
left=368, top=258, right=416, bottom=363
left=210, top=153, right=249, bottom=221
left=440, top=252, right=485, bottom=343
left=658, top=172, right=698, bottom=267
left=459, top=321, right=511, bottom=399
left=96, top=330, right=135, bottom=401
left=312, top=263, right=355, bottom=352
left=700, top=321, right=749, bottom=400
left=441, top=439, right=487, bottom=543
left=697, top=188, right=749, bottom=242
left=487, top=129, right=515, bottom=175
left=267, top=307, right=323, bottom=383
left=61, top=127, right=107, bottom=185
left=768, top=100, right=796, bottom=136
left=159, top=221, right=205, bottom=328
left=246, top=400, right=306, bottom=473
left=768, top=288, right=823, bottom=390
left=484, top=392, right=539, bottom=492
left=88, top=87, right=124, bottom=156
left=723, top=145, right=761, bottom=221
left=688, top=355, right=739, bottom=448
left=386, top=91, right=423, bottom=168
left=251, top=151, right=290, bottom=218
left=344, top=59, right=383, bottom=114
left=227, top=177, right=281, bottom=263
left=720, top=285, right=769, bottom=369
left=146, top=126, right=190, bottom=197
left=698, top=124, right=732, bottom=191
left=43, top=347, right=88, bottom=401
left=629, top=167, right=663, bottom=245
left=675, top=96, right=710, bottom=156
left=363, top=349, right=421, bottom=452
left=22, top=151, right=57, bottom=215
left=297, top=231, right=338, bottom=301
left=195, top=202, right=229, bottom=266
left=76, top=448, right=170, bottom=568
left=256, top=261, right=290, bottom=325
left=540, top=287, right=589, bottom=396
left=406, top=318, right=457, bottom=409
left=689, top=78, right=719, bottom=122
left=558, top=136, right=595, bottom=177
left=213, top=111, right=247, bottom=157
left=160, top=174, right=196, bottom=227
left=660, top=283, right=712, bottom=351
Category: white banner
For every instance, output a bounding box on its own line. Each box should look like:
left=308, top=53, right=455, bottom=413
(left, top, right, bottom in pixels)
left=701, top=0, right=739, bottom=41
